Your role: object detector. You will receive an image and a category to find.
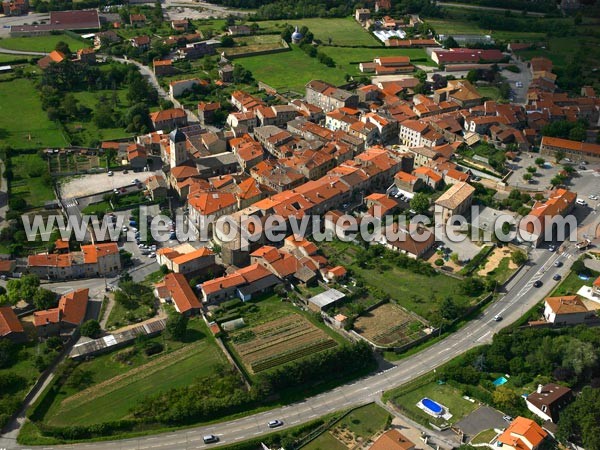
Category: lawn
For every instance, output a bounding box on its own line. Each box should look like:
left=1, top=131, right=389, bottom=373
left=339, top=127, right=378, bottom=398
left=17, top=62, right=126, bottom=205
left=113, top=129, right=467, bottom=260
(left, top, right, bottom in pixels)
left=472, top=429, right=498, bottom=445
left=67, top=89, right=133, bottom=146
left=256, top=17, right=379, bottom=46
left=0, top=34, right=90, bottom=52
left=44, top=320, right=226, bottom=427
left=0, top=54, right=30, bottom=64
left=477, top=86, right=502, bottom=101
left=303, top=431, right=347, bottom=450
left=551, top=269, right=599, bottom=297
left=236, top=45, right=347, bottom=93
left=0, top=78, right=68, bottom=150
left=389, top=380, right=478, bottom=426
left=321, top=240, right=471, bottom=322
left=226, top=34, right=286, bottom=56
left=318, top=46, right=433, bottom=76
left=10, top=153, right=55, bottom=208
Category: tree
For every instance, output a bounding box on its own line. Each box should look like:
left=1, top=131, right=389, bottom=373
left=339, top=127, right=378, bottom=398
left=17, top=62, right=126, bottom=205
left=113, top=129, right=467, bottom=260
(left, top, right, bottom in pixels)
left=460, top=277, right=484, bottom=296
left=80, top=320, right=102, bottom=338
left=33, top=288, right=57, bottom=310
left=0, top=339, right=16, bottom=369
left=554, top=149, right=565, bottom=163
left=522, top=173, right=532, bottom=182
left=535, top=157, right=545, bottom=166
left=550, top=174, right=565, bottom=187
left=442, top=36, right=459, bottom=49
left=410, top=192, right=430, bottom=214
left=511, top=250, right=527, bottom=266
left=562, top=165, right=575, bottom=175
left=165, top=309, right=188, bottom=341
left=557, top=386, right=600, bottom=450
left=526, top=166, right=537, bottom=174
left=466, top=69, right=478, bottom=84
left=220, top=35, right=234, bottom=47
left=55, top=40, right=71, bottom=55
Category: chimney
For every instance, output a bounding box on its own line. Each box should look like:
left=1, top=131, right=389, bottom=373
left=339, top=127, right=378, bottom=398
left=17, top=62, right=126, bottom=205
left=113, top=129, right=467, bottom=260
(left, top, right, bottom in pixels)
left=537, top=384, right=543, bottom=394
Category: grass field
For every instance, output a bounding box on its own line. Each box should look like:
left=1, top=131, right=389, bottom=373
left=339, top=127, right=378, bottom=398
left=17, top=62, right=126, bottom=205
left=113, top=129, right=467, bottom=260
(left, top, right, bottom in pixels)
left=0, top=34, right=90, bottom=52
left=237, top=45, right=347, bottom=92
left=472, top=429, right=498, bottom=445
left=390, top=380, right=478, bottom=426
left=0, top=78, right=68, bottom=150
left=0, top=54, right=30, bottom=64
left=44, top=321, right=226, bottom=426
left=256, top=17, right=379, bottom=47
left=10, top=153, right=55, bottom=208
left=321, top=241, right=471, bottom=322
left=303, top=431, right=347, bottom=450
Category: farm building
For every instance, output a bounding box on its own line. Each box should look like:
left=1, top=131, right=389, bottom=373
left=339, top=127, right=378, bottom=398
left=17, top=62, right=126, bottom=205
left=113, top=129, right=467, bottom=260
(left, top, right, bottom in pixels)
left=307, top=288, right=345, bottom=312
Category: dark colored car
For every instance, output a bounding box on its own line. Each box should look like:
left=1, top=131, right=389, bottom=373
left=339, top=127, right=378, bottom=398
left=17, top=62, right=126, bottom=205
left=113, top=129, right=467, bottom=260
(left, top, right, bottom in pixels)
left=533, top=280, right=543, bottom=288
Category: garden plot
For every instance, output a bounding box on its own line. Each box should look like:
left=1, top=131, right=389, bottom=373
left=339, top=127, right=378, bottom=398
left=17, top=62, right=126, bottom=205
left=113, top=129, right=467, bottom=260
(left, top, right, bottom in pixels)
left=231, top=314, right=337, bottom=374
left=353, top=303, right=428, bottom=347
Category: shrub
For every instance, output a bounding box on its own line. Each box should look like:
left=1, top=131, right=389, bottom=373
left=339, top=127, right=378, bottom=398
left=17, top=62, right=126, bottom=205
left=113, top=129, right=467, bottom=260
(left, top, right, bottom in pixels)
left=435, top=258, right=444, bottom=266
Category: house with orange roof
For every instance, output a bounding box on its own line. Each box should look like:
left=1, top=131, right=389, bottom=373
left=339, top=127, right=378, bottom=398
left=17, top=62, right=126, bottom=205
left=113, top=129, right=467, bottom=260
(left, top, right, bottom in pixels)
left=153, top=59, right=175, bottom=77
left=230, top=90, right=265, bottom=113
left=129, top=13, right=146, bottom=27
left=370, top=429, right=415, bottom=450
left=0, top=306, right=25, bottom=342
left=365, top=192, right=399, bottom=217
left=250, top=245, right=319, bottom=285
left=188, top=190, right=237, bottom=230
left=199, top=263, right=281, bottom=303
left=413, top=166, right=443, bottom=189
left=381, top=223, right=436, bottom=259
left=37, top=50, right=65, bottom=70
left=0, top=259, right=16, bottom=274
left=540, top=136, right=600, bottom=163
left=33, top=288, right=89, bottom=337
left=154, top=273, right=201, bottom=315
left=197, top=101, right=221, bottom=125
left=157, top=244, right=216, bottom=275
left=519, top=188, right=576, bottom=246
left=250, top=159, right=305, bottom=193
left=497, top=417, right=547, bottom=450
left=394, top=170, right=424, bottom=192
left=126, top=143, right=148, bottom=170
left=233, top=138, right=264, bottom=172
left=543, top=295, right=594, bottom=325
left=149, top=108, right=188, bottom=132
left=81, top=243, right=121, bottom=276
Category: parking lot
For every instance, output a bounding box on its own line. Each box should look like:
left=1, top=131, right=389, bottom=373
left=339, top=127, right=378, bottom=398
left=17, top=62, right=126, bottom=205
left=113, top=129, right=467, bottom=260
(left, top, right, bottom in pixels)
left=455, top=405, right=507, bottom=438
left=59, top=170, right=162, bottom=199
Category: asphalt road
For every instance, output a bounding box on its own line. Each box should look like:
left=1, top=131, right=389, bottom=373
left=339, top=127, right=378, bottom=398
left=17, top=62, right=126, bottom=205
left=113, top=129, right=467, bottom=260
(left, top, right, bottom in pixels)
left=3, top=231, right=590, bottom=450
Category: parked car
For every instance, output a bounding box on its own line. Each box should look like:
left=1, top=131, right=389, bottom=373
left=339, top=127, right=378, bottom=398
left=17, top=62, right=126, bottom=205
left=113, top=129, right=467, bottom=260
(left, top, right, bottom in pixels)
left=108, top=171, right=113, bottom=176
left=554, top=260, right=563, bottom=267
left=203, top=435, right=219, bottom=444
left=553, top=274, right=562, bottom=281
left=503, top=415, right=513, bottom=423
left=576, top=198, right=587, bottom=206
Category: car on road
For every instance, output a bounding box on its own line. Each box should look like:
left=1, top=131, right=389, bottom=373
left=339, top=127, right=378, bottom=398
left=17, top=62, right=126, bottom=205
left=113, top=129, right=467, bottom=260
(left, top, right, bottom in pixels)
left=203, top=435, right=219, bottom=444
left=548, top=245, right=555, bottom=252
left=503, top=415, right=513, bottom=423
left=515, top=81, right=523, bottom=88
left=553, top=274, right=562, bottom=281
left=108, top=171, right=113, bottom=176
left=268, top=420, right=284, bottom=428
left=589, top=194, right=598, bottom=200
left=533, top=280, right=543, bottom=288
left=554, top=260, right=563, bottom=267
left=576, top=198, right=588, bottom=206
left=493, top=315, right=502, bottom=322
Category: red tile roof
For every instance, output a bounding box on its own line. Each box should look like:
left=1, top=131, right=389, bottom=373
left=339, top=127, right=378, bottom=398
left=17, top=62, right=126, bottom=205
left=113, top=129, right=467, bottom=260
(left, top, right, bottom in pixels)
left=0, top=306, right=24, bottom=337
left=163, top=273, right=201, bottom=313
left=58, top=288, right=89, bottom=326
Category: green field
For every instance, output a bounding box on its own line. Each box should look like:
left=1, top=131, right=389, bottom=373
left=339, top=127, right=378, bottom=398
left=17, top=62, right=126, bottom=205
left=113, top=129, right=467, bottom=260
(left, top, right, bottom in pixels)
left=68, top=89, right=133, bottom=146
left=237, top=45, right=347, bottom=92
left=321, top=240, right=473, bottom=322
left=318, top=46, right=433, bottom=75
left=389, top=380, right=478, bottom=426
left=551, top=268, right=599, bottom=297
left=0, top=54, right=30, bottom=64
left=44, top=321, right=226, bottom=426
left=227, top=34, right=286, bottom=56
left=303, top=431, right=347, bottom=450
left=0, top=78, right=68, bottom=150
left=256, top=17, right=379, bottom=46
left=0, top=34, right=90, bottom=52
left=10, top=153, right=55, bottom=208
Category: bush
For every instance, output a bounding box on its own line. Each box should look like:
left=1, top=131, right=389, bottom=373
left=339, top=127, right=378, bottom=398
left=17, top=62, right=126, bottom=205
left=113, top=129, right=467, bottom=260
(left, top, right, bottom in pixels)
left=80, top=320, right=101, bottom=338
left=435, top=258, right=444, bottom=266
left=143, top=341, right=164, bottom=356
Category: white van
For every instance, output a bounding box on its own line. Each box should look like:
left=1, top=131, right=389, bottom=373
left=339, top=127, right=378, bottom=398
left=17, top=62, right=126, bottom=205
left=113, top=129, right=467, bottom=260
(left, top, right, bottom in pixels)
left=576, top=198, right=587, bottom=206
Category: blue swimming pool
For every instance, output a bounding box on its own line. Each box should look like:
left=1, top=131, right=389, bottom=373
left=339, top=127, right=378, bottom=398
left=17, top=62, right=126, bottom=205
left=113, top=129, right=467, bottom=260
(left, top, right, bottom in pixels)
left=493, top=376, right=508, bottom=386
left=421, top=397, right=443, bottom=415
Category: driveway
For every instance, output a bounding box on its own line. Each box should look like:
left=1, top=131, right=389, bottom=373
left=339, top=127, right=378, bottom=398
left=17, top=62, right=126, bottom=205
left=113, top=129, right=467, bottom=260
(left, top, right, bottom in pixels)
left=455, top=405, right=506, bottom=437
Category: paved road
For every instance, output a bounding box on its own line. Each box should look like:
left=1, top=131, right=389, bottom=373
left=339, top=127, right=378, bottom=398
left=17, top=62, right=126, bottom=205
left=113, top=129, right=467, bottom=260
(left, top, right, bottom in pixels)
left=2, top=233, right=590, bottom=450
left=436, top=2, right=548, bottom=17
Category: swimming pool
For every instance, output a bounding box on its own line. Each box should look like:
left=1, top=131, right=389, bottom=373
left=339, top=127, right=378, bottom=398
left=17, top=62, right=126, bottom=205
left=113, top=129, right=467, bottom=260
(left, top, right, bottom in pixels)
left=493, top=376, right=508, bottom=386
left=421, top=397, right=443, bottom=415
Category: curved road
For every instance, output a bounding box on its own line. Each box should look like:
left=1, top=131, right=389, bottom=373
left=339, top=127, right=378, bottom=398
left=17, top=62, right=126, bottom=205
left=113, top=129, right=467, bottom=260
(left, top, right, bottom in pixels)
left=1, top=236, right=587, bottom=450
